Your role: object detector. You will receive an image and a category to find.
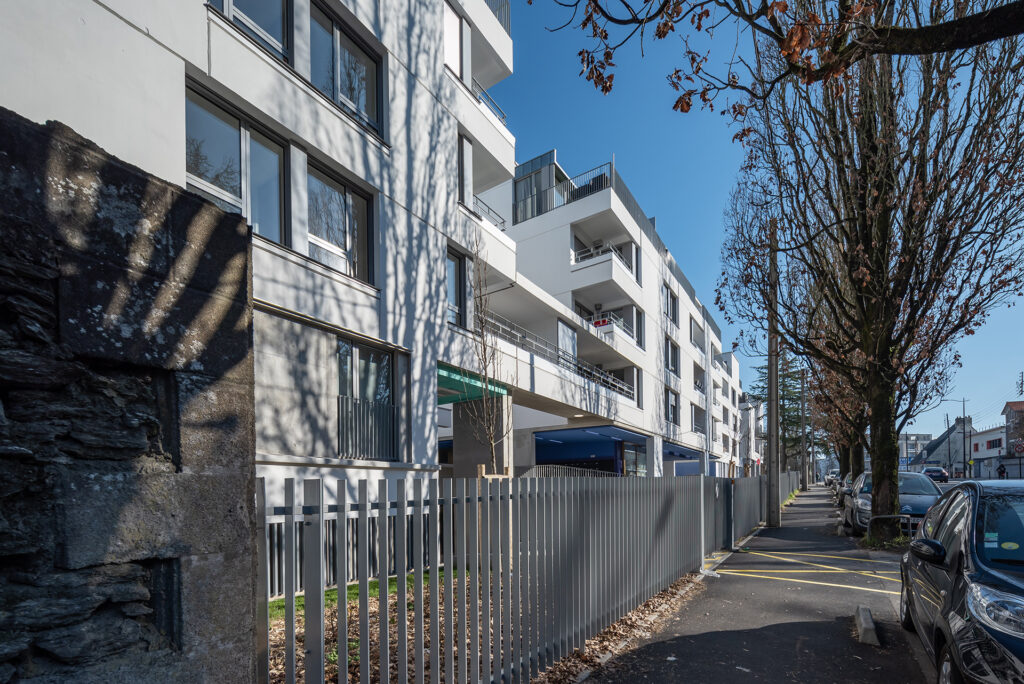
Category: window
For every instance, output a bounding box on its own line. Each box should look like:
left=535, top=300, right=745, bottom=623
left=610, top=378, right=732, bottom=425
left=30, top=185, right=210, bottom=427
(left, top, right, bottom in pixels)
left=215, top=0, right=289, bottom=61
left=307, top=165, right=372, bottom=283
left=443, top=2, right=463, bottom=77
left=662, top=283, right=679, bottom=325
left=690, top=316, right=705, bottom=351
left=665, top=388, right=680, bottom=426
left=988, top=438, right=1004, bottom=450
left=664, top=337, right=680, bottom=376
left=338, top=338, right=403, bottom=461
left=975, top=443, right=980, bottom=452
left=186, top=90, right=285, bottom=243
left=446, top=250, right=465, bottom=326
left=557, top=320, right=577, bottom=362
left=310, top=3, right=381, bottom=129
left=635, top=309, right=645, bottom=349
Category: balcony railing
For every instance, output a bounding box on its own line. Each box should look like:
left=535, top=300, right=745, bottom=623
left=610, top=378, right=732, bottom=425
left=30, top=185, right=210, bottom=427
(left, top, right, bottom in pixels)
left=473, top=194, right=506, bottom=230
left=337, top=395, right=400, bottom=461
left=572, top=243, right=634, bottom=274
left=694, top=378, right=706, bottom=394
left=584, top=310, right=635, bottom=341
left=472, top=79, right=507, bottom=124
left=481, top=310, right=635, bottom=400
left=512, top=162, right=656, bottom=238
left=484, top=0, right=511, bottom=35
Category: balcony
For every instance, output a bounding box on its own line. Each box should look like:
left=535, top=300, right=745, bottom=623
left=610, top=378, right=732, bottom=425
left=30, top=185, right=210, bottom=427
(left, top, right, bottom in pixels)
left=584, top=310, right=634, bottom=342
left=337, top=396, right=399, bottom=461
left=481, top=310, right=636, bottom=400
left=473, top=194, right=506, bottom=230
left=694, top=378, right=706, bottom=394
left=573, top=243, right=635, bottom=276
left=512, top=162, right=654, bottom=237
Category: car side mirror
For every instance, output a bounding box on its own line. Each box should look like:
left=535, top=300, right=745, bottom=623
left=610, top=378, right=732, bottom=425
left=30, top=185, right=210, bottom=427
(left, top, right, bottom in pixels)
left=910, top=539, right=946, bottom=564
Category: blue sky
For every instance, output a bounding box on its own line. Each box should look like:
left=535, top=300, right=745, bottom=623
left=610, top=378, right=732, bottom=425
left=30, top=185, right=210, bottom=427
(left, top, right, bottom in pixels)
left=490, top=1, right=1023, bottom=440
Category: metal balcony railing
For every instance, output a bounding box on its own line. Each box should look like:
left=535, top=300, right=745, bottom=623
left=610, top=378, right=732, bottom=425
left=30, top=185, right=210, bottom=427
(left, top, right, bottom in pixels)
left=473, top=194, right=506, bottom=230
left=472, top=79, right=507, bottom=124
left=484, top=0, right=510, bottom=34
left=694, top=379, right=706, bottom=394
left=572, top=244, right=634, bottom=274
left=584, top=310, right=635, bottom=341
left=480, top=310, right=636, bottom=400
left=337, top=395, right=399, bottom=461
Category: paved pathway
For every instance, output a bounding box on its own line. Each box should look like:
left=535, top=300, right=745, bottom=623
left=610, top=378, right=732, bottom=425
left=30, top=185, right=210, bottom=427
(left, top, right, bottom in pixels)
left=589, top=485, right=928, bottom=684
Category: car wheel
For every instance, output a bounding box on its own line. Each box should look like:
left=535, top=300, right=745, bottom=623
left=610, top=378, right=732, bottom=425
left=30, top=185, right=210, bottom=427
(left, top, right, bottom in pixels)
left=899, top=576, right=915, bottom=632
left=937, top=644, right=963, bottom=684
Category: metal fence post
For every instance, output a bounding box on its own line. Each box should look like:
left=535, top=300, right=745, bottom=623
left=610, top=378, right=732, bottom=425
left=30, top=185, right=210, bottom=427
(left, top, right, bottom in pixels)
left=256, top=478, right=269, bottom=684
left=302, top=478, right=325, bottom=684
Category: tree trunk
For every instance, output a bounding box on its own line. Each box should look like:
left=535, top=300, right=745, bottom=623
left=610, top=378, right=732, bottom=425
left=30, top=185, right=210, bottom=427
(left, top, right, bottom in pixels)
left=850, top=440, right=865, bottom=480
left=838, top=441, right=851, bottom=477
left=869, top=384, right=901, bottom=540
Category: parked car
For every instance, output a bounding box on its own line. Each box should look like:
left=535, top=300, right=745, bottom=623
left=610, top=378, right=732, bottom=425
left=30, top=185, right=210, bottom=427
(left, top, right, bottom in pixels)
left=836, top=473, right=854, bottom=509
left=826, top=469, right=840, bottom=486
left=922, top=466, right=950, bottom=483
left=900, top=481, right=1024, bottom=683
left=842, top=471, right=942, bottom=536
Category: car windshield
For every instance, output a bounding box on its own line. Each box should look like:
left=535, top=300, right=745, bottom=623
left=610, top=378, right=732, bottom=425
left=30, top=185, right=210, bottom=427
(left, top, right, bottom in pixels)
left=977, top=495, right=1024, bottom=573
left=858, top=474, right=940, bottom=496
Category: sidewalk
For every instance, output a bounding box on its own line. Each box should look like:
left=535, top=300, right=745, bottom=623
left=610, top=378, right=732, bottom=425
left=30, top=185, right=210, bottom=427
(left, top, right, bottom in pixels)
left=588, top=485, right=927, bottom=683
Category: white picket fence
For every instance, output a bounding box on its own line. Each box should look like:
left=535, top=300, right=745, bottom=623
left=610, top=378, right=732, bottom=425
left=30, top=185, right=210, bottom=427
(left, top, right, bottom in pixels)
left=255, top=473, right=787, bottom=683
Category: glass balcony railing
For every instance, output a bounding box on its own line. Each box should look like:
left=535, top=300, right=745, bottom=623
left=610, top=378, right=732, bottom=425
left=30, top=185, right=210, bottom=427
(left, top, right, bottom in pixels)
left=484, top=0, right=511, bottom=34
left=512, top=161, right=655, bottom=237
left=572, top=244, right=634, bottom=274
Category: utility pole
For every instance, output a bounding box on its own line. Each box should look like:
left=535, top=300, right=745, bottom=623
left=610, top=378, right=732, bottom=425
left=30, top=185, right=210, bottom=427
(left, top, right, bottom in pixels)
left=946, top=414, right=951, bottom=472
left=767, top=220, right=781, bottom=527
left=962, top=398, right=970, bottom=479
left=800, top=369, right=808, bottom=491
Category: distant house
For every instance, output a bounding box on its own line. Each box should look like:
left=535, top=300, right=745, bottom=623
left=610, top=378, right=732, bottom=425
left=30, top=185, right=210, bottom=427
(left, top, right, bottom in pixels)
left=910, top=417, right=974, bottom=476
left=1000, top=402, right=1024, bottom=477
left=971, top=424, right=1008, bottom=478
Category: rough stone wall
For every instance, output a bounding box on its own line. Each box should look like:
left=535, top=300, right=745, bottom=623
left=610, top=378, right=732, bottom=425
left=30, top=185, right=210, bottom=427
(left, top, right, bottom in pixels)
left=0, top=106, right=256, bottom=682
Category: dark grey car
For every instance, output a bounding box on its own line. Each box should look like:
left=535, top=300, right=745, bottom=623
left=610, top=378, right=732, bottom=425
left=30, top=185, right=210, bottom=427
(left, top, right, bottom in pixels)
left=843, top=471, right=942, bottom=536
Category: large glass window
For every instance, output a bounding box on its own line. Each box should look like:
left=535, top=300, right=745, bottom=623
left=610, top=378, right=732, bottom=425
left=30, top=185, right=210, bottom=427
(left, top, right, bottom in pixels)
left=337, top=338, right=401, bottom=461
left=223, top=0, right=289, bottom=60
left=663, top=283, right=679, bottom=325
left=310, top=4, right=381, bottom=129
left=186, top=90, right=285, bottom=243
left=185, top=94, right=242, bottom=205
left=307, top=165, right=372, bottom=283
left=249, top=132, right=283, bottom=243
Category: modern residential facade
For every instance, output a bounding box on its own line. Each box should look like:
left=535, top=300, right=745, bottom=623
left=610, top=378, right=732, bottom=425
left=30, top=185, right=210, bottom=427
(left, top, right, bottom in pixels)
left=898, top=433, right=932, bottom=470
left=1, top=0, right=751, bottom=505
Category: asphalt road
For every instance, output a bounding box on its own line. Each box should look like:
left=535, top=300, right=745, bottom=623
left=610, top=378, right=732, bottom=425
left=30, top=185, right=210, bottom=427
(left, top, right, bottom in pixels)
left=589, top=486, right=928, bottom=684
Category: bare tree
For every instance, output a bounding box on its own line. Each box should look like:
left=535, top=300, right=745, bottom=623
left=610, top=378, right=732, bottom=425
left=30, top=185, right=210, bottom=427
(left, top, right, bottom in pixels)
left=459, top=240, right=518, bottom=476
left=718, top=32, right=1024, bottom=538
left=547, top=0, right=1024, bottom=113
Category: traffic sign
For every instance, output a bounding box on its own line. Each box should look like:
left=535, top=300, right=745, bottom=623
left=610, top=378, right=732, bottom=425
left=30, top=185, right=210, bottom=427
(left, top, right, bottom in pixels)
left=1016, top=441, right=1024, bottom=454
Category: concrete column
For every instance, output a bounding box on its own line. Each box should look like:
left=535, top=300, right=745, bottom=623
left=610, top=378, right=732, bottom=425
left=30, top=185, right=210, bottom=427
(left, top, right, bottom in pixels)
left=452, top=395, right=513, bottom=478
left=645, top=434, right=663, bottom=477
left=292, top=0, right=312, bottom=80
left=288, top=145, right=309, bottom=255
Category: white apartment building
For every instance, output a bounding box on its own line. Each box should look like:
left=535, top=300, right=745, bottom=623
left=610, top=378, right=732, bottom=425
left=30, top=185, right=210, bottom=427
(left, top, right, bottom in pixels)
left=1, top=0, right=750, bottom=503
left=971, top=424, right=1008, bottom=478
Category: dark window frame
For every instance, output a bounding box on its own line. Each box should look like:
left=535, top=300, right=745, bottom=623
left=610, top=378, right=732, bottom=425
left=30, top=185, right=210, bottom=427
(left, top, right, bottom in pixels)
left=210, top=0, right=292, bottom=63
left=446, top=249, right=466, bottom=328
left=306, top=159, right=375, bottom=285
left=310, top=0, right=384, bottom=132
left=185, top=86, right=291, bottom=246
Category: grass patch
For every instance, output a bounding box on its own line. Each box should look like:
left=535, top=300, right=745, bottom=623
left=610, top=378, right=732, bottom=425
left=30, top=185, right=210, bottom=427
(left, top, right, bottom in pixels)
left=268, top=571, right=445, bottom=622
left=860, top=534, right=910, bottom=551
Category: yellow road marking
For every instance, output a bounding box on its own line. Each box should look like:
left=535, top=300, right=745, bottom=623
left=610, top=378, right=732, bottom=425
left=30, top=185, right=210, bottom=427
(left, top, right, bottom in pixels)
left=716, top=570, right=901, bottom=595
left=748, top=551, right=898, bottom=565
left=722, top=569, right=899, bottom=574
left=745, top=551, right=901, bottom=582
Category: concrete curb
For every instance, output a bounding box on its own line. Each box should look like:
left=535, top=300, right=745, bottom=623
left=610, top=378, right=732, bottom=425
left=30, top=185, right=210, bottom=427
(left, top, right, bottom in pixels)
left=855, top=605, right=880, bottom=646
